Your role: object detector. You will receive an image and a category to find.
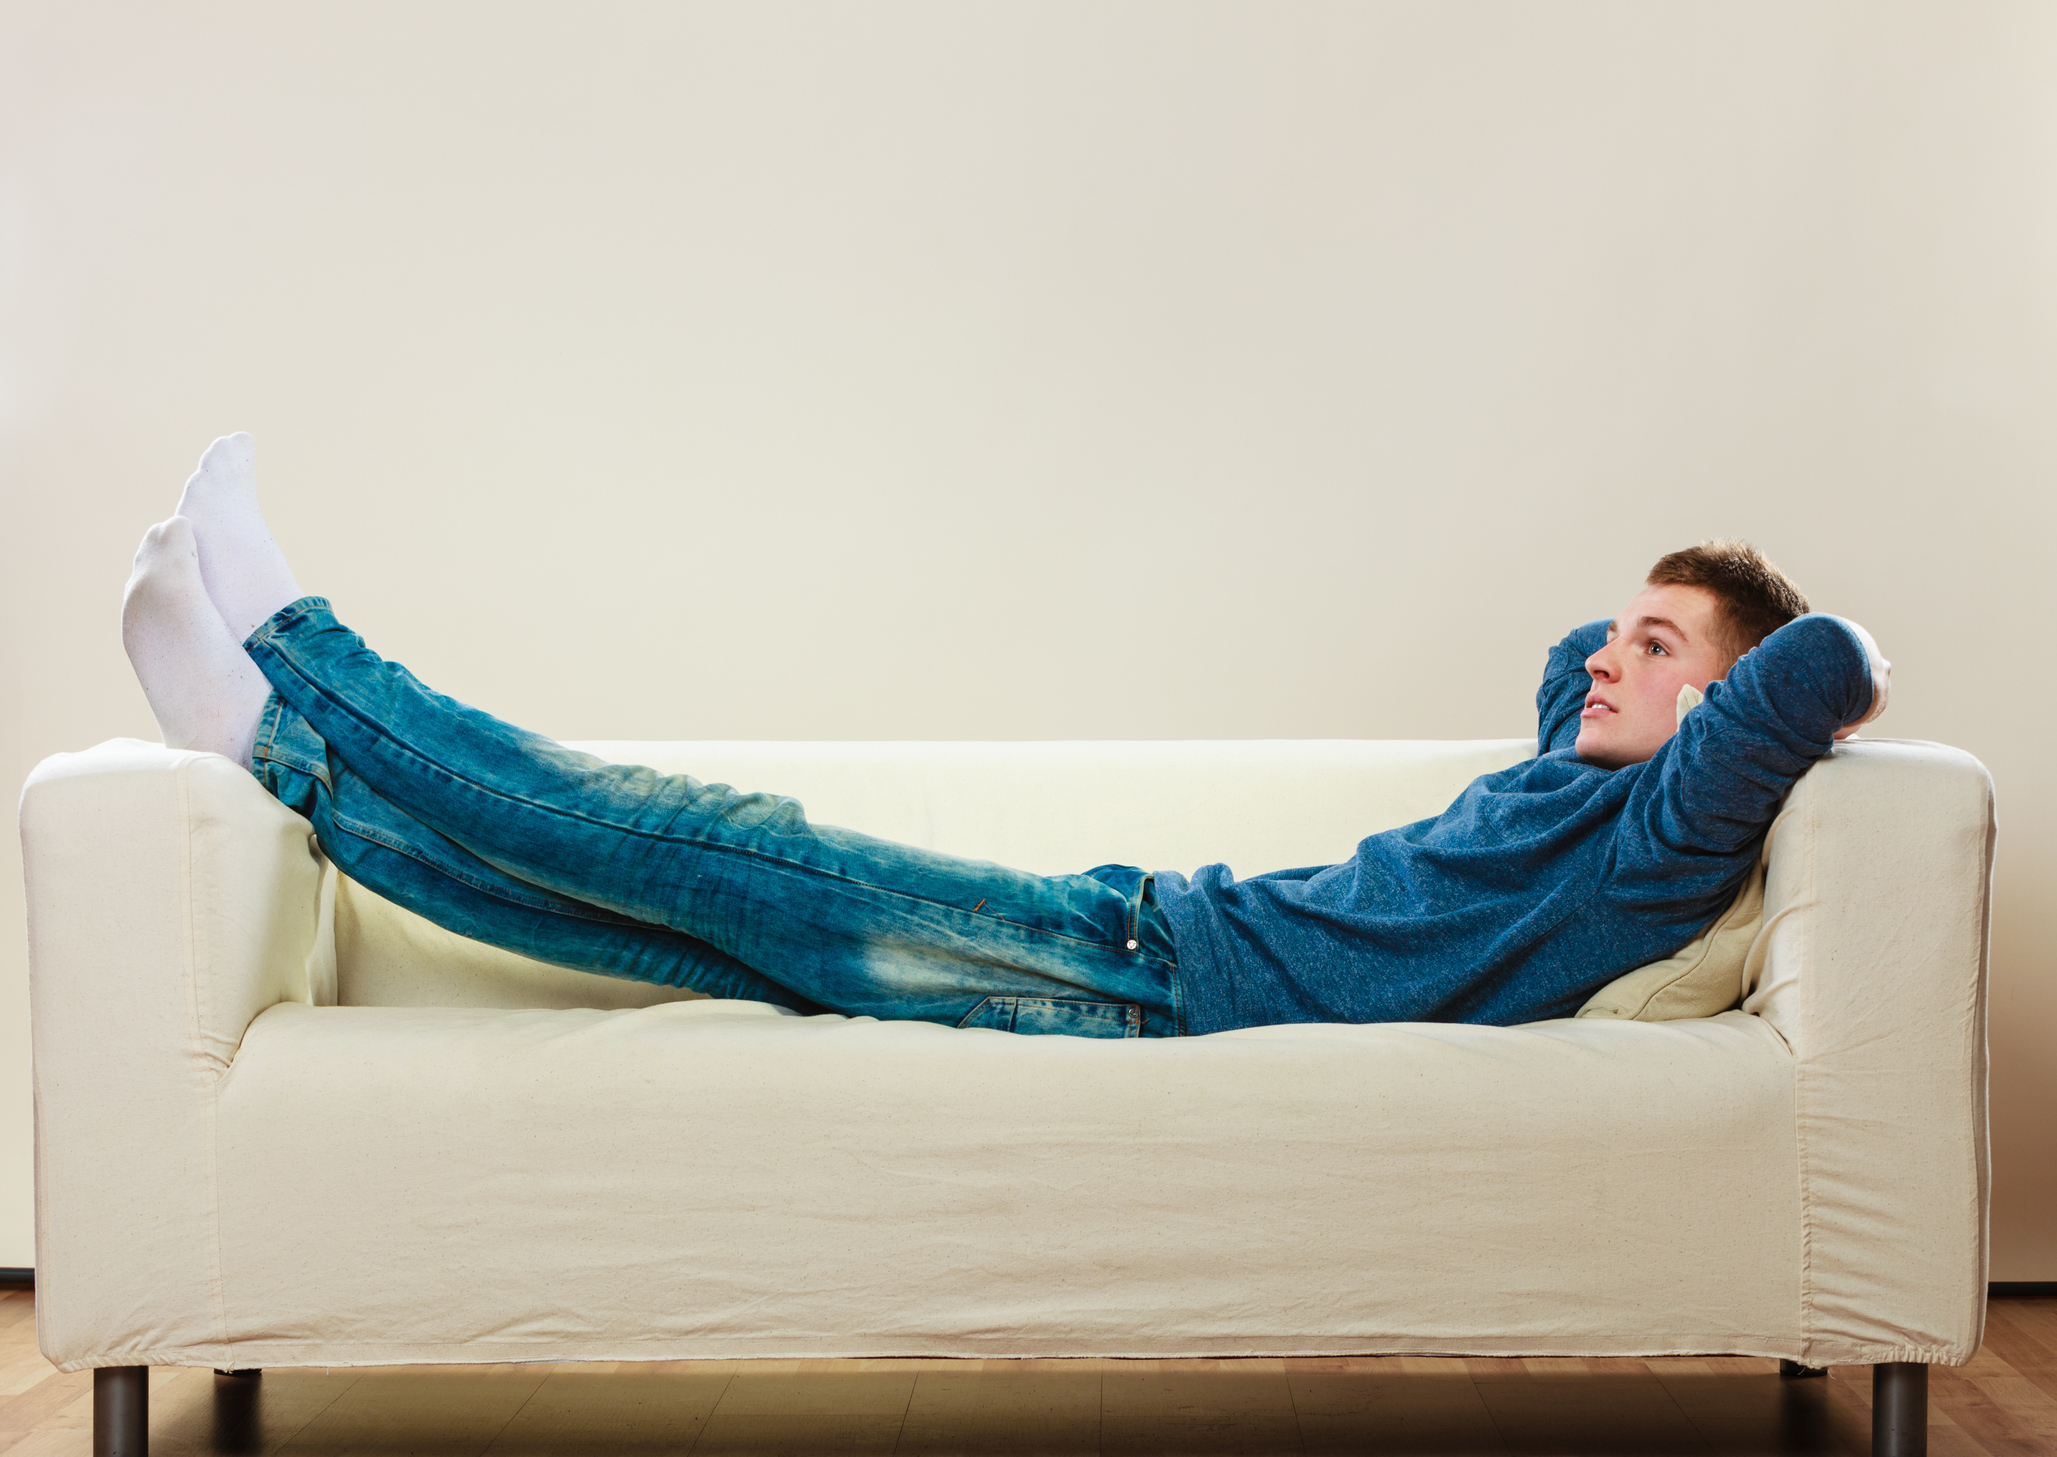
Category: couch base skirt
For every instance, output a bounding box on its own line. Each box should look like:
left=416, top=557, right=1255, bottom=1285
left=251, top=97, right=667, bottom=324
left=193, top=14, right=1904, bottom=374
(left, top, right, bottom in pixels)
left=56, top=1334, right=1965, bottom=1375
left=38, top=1002, right=1975, bottom=1372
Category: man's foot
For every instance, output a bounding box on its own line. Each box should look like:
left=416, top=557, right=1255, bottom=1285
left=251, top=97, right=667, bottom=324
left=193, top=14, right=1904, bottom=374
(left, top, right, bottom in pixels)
left=121, top=517, right=274, bottom=767
left=174, top=432, right=303, bottom=643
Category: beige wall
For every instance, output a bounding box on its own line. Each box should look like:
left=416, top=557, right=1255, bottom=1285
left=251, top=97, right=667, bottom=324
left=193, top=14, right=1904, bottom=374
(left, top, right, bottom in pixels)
left=4, top=2, right=2053, bottom=1278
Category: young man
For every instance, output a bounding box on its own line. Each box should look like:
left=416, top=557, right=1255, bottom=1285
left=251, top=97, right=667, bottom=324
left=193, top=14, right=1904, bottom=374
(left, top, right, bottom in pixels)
left=122, top=434, right=1890, bottom=1039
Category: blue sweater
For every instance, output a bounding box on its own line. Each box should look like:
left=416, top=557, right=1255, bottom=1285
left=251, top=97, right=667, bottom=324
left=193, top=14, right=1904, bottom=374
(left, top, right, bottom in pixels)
left=1154, top=614, right=1875, bottom=1035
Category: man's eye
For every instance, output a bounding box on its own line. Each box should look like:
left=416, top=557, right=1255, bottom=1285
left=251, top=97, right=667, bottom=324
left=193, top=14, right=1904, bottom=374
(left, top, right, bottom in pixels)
left=1647, top=641, right=1668, bottom=656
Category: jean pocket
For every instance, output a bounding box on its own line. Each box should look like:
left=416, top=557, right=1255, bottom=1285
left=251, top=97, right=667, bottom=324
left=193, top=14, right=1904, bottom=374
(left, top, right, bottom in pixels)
left=956, top=996, right=1142, bottom=1039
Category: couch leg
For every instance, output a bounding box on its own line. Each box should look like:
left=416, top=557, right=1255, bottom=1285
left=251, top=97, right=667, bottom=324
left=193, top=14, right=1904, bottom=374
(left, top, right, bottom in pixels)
left=1872, top=1362, right=1927, bottom=1457
left=1780, top=1358, right=1827, bottom=1378
left=93, top=1366, right=147, bottom=1457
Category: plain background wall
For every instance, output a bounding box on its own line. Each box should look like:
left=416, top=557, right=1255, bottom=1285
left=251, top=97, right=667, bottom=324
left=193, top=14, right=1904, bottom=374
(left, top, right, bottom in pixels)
left=4, top=2, right=2052, bottom=1277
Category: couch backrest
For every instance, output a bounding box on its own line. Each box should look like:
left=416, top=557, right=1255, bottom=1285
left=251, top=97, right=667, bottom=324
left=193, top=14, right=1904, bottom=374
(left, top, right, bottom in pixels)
left=332, top=738, right=1536, bottom=1008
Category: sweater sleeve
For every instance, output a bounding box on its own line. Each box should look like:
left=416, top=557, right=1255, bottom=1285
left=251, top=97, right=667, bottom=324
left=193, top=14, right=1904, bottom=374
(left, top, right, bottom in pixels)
left=1536, top=619, right=1611, bottom=754
left=1608, top=613, right=1879, bottom=901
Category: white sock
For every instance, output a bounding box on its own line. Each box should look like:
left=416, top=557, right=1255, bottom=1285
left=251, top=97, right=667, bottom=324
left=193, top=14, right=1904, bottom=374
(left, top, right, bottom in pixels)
left=174, top=432, right=304, bottom=643
left=121, top=517, right=273, bottom=768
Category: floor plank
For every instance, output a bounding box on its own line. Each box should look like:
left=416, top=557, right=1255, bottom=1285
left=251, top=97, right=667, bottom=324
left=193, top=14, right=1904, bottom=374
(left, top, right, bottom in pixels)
left=1100, top=1358, right=1303, bottom=1456
left=1287, top=1356, right=1508, bottom=1456
left=1470, top=1367, right=1708, bottom=1455
left=689, top=1359, right=914, bottom=1456
left=1653, top=1361, right=1848, bottom=1457
left=897, top=1359, right=1103, bottom=1457
left=274, top=1366, right=551, bottom=1457
left=483, top=1362, right=736, bottom=1456
left=0, top=1367, right=93, bottom=1448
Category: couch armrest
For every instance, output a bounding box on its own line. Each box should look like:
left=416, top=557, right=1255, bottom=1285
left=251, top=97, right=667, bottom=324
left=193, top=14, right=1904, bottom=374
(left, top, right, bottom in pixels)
left=1745, top=738, right=1995, bottom=1366
left=20, top=739, right=324, bottom=1367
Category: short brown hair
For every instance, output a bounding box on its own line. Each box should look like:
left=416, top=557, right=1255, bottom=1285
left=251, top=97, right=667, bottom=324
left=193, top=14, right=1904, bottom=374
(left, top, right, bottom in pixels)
left=1646, top=539, right=1809, bottom=662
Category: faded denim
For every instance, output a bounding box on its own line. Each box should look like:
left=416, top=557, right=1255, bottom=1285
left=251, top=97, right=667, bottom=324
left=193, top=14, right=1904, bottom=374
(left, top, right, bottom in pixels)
left=245, top=598, right=1183, bottom=1038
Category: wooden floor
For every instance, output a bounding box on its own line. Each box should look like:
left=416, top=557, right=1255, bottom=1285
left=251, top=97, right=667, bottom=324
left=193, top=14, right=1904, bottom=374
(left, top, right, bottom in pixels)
left=0, top=1292, right=2051, bottom=1455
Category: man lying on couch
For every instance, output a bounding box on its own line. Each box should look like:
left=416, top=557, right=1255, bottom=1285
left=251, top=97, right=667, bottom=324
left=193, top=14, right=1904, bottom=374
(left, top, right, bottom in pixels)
left=120, top=434, right=1891, bottom=1040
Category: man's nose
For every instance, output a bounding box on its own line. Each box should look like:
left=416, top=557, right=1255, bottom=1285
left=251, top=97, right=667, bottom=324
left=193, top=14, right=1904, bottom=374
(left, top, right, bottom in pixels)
left=1586, top=645, right=1619, bottom=682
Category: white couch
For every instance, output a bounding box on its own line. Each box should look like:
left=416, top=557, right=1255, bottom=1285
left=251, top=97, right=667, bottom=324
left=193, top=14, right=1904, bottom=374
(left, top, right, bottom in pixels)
left=20, top=735, right=1994, bottom=1454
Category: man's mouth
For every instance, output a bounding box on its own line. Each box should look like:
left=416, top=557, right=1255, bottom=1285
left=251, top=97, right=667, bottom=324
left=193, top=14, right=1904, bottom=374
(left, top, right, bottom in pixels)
left=1581, top=693, right=1617, bottom=721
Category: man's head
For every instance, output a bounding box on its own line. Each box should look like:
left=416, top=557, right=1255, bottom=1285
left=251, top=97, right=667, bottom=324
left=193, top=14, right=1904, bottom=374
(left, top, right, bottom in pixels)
left=1575, top=539, right=1810, bottom=769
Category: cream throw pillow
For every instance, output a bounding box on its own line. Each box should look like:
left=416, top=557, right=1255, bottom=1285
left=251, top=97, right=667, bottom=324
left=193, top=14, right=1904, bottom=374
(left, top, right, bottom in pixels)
left=1575, top=851, right=1766, bottom=1021
left=1575, top=682, right=1764, bottom=1023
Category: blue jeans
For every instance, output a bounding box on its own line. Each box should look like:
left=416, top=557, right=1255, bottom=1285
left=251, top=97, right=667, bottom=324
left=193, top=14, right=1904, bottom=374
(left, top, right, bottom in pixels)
left=244, top=598, right=1186, bottom=1038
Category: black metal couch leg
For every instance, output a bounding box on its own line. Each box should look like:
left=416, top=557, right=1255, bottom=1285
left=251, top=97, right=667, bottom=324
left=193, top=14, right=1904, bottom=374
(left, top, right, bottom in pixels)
left=1872, top=1362, right=1927, bottom=1457
left=93, top=1366, right=147, bottom=1457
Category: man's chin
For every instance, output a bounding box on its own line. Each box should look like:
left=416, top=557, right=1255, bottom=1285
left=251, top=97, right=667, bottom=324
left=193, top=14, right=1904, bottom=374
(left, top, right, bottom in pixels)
left=1574, top=725, right=1643, bottom=770
left=1579, top=724, right=1662, bottom=769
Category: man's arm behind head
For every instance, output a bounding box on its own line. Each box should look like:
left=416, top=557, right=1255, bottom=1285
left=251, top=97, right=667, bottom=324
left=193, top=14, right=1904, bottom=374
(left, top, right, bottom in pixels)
left=1536, top=618, right=1612, bottom=755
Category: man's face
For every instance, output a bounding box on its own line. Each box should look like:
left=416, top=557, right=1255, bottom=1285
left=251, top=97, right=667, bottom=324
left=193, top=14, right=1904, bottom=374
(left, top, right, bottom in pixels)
left=1575, top=583, right=1733, bottom=769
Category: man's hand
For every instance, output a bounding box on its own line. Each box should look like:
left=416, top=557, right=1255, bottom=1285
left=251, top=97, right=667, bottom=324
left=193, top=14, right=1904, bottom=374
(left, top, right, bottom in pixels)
left=1831, top=617, right=1891, bottom=740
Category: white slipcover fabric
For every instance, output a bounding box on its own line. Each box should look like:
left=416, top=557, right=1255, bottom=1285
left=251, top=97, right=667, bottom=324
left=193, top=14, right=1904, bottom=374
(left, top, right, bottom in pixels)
left=20, top=736, right=1992, bottom=1371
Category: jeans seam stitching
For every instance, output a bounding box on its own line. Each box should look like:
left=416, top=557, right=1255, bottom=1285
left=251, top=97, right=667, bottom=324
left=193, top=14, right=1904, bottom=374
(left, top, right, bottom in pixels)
left=256, top=749, right=328, bottom=782
left=965, top=996, right=1141, bottom=1037
left=955, top=996, right=1002, bottom=1030
left=331, top=813, right=651, bottom=926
